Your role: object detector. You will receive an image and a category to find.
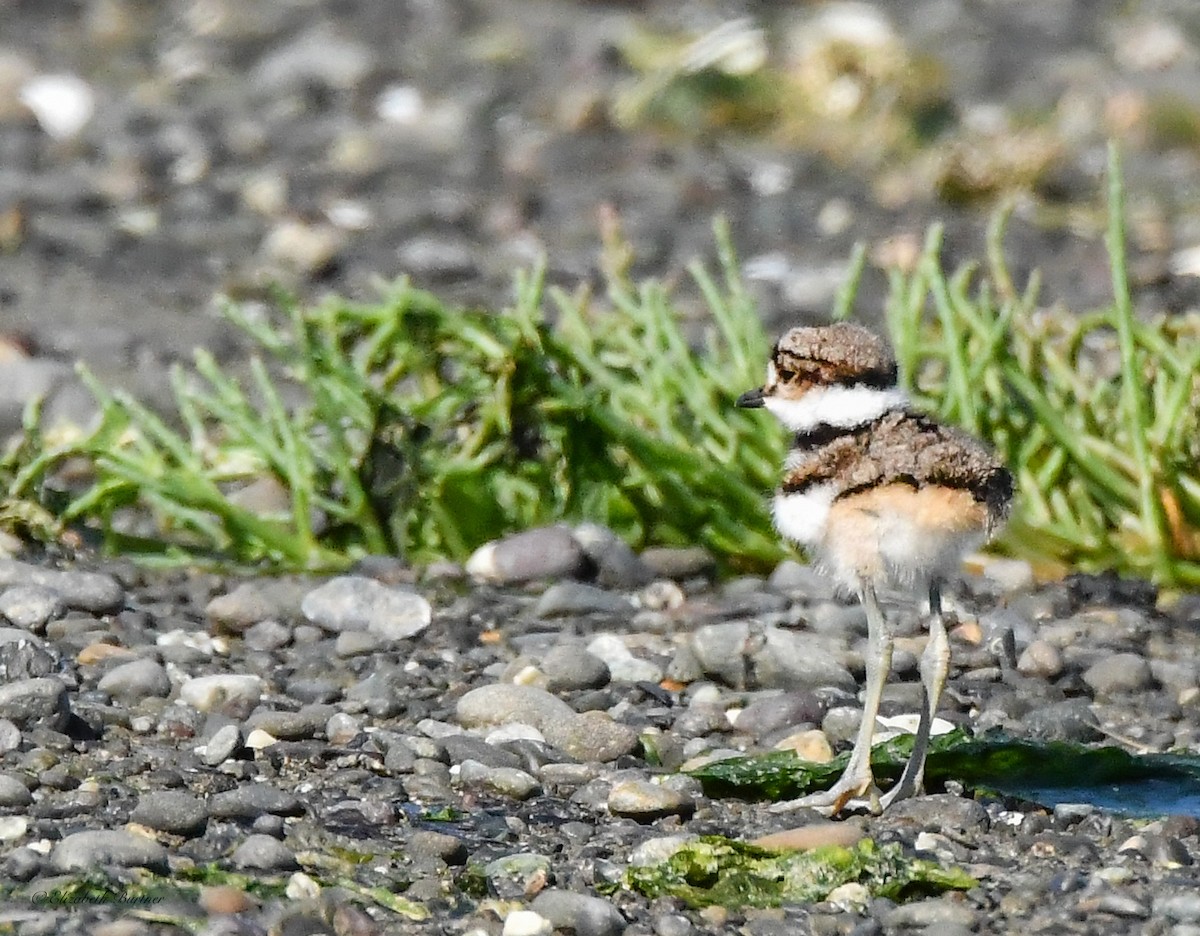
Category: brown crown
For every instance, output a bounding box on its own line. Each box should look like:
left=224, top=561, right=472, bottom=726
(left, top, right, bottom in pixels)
left=772, top=323, right=897, bottom=390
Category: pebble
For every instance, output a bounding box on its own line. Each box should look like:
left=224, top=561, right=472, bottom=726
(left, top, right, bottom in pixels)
left=52, top=829, right=168, bottom=872
left=751, top=628, right=856, bottom=690
left=1017, top=639, right=1063, bottom=679
left=458, top=760, right=541, bottom=800
left=466, top=526, right=587, bottom=583
left=486, top=853, right=553, bottom=899
left=542, top=710, right=640, bottom=763
left=535, top=583, right=632, bottom=617
left=0, top=585, right=64, bottom=631
left=0, top=677, right=69, bottom=732
left=885, top=795, right=989, bottom=833
left=231, top=834, right=298, bottom=871
left=573, top=523, right=655, bottom=589
left=503, top=910, right=553, bottom=936
left=586, top=634, right=663, bottom=683
left=1083, top=653, right=1153, bottom=695
left=883, top=898, right=978, bottom=928
left=409, top=829, right=469, bottom=865
left=201, top=723, right=242, bottom=765
left=130, top=790, right=208, bottom=837
left=205, top=580, right=306, bottom=632
left=457, top=683, right=576, bottom=731
left=179, top=673, right=263, bottom=716
left=96, top=657, right=171, bottom=701
left=300, top=575, right=432, bottom=640
left=542, top=644, right=610, bottom=692
left=639, top=547, right=714, bottom=580
left=530, top=889, right=626, bottom=936
left=607, top=780, right=695, bottom=821
left=0, top=773, right=33, bottom=807
left=0, top=560, right=124, bottom=613
left=209, top=784, right=304, bottom=819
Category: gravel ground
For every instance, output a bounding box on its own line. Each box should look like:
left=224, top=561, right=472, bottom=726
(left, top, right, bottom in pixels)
left=3, top=1, right=1200, bottom=933
left=0, top=533, right=1197, bottom=935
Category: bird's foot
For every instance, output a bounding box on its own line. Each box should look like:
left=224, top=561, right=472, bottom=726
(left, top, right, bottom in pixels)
left=770, top=775, right=883, bottom=818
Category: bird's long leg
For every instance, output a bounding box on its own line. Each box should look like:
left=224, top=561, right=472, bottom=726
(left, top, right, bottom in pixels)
left=881, top=580, right=951, bottom=809
left=772, top=582, right=893, bottom=816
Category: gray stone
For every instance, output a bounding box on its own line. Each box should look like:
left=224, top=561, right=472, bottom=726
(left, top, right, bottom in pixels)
left=884, top=794, right=989, bottom=833
left=531, top=889, right=626, bottom=936
left=458, top=760, right=541, bottom=800
left=767, top=560, right=837, bottom=599
left=243, top=619, right=292, bottom=652
left=52, top=830, right=168, bottom=872
left=179, top=674, right=263, bottom=717
left=573, top=523, right=654, bottom=589
left=442, top=735, right=522, bottom=770
left=457, top=683, right=577, bottom=731
left=883, top=897, right=978, bottom=928
left=0, top=677, right=69, bottom=731
left=734, top=691, right=826, bottom=739
left=0, top=638, right=57, bottom=681
left=1156, top=893, right=1200, bottom=923
left=543, top=644, right=610, bottom=692
left=301, top=575, right=431, bottom=640
left=0, top=560, right=123, bottom=613
left=253, top=24, right=373, bottom=92
left=466, top=526, right=587, bottom=584
left=0, top=773, right=33, bottom=807
left=202, top=724, right=242, bottom=766
left=245, top=706, right=330, bottom=741
left=484, top=853, right=553, bottom=900
left=750, top=628, right=856, bottom=691
left=1023, top=698, right=1102, bottom=742
left=205, top=579, right=308, bottom=633
left=639, top=547, right=715, bottom=580
left=535, top=582, right=633, bottom=618
left=0, top=719, right=18, bottom=754
left=131, top=790, right=208, bottom=837
left=408, top=829, right=468, bottom=865
left=691, top=622, right=750, bottom=688
left=608, top=780, right=694, bottom=822
left=543, top=710, right=640, bottom=763
left=97, top=657, right=171, bottom=701
left=231, top=833, right=298, bottom=871
left=209, top=784, right=304, bottom=819
left=1017, top=639, right=1063, bottom=679
left=1083, top=653, right=1153, bottom=695
left=0, top=585, right=64, bottom=631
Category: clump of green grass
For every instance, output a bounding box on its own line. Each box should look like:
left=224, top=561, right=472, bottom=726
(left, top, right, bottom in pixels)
left=3, top=145, right=1197, bottom=584
left=3, top=218, right=785, bottom=570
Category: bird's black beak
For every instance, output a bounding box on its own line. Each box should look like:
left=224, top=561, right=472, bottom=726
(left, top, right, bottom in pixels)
left=736, top=387, right=765, bottom=409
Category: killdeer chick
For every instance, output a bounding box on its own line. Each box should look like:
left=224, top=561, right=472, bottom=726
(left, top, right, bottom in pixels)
left=737, top=322, right=1012, bottom=815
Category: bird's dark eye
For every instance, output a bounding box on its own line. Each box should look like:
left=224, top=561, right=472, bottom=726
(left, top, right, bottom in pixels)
left=777, top=367, right=795, bottom=382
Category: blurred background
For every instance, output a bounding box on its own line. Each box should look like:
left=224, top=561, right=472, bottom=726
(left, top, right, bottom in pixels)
left=3, top=0, right=1200, bottom=436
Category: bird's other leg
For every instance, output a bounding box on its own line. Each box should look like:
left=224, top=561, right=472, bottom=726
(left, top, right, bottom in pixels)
left=881, top=579, right=951, bottom=809
left=772, top=582, right=893, bottom=816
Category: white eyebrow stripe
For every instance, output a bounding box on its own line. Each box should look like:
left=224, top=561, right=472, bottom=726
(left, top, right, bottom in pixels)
left=763, top=385, right=908, bottom=432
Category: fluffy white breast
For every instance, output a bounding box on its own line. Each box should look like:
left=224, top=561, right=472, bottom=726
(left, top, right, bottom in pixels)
left=764, top=385, right=907, bottom=432
left=772, top=484, right=836, bottom=547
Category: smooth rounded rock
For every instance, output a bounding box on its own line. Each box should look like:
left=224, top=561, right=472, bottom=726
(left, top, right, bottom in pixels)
left=231, top=833, right=297, bottom=871
left=531, top=889, right=626, bottom=936
left=542, top=644, right=610, bottom=692
left=1084, top=653, right=1153, bottom=695
left=97, top=657, right=171, bottom=701
left=535, top=583, right=632, bottom=618
left=0, top=560, right=123, bottom=613
left=0, top=585, right=64, bottom=631
left=458, top=760, right=541, bottom=800
left=608, top=780, right=694, bottom=821
left=209, top=784, right=304, bottom=819
left=1017, top=639, right=1063, bottom=679
left=0, top=773, right=33, bottom=807
left=301, top=575, right=432, bottom=640
left=52, top=829, right=168, bottom=872
left=457, top=683, right=576, bottom=731
left=131, top=790, right=208, bottom=837
left=466, top=526, right=587, bottom=584
left=0, top=677, right=69, bottom=731
left=543, top=710, right=640, bottom=763
left=179, top=674, right=263, bottom=716
left=205, top=579, right=307, bottom=633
